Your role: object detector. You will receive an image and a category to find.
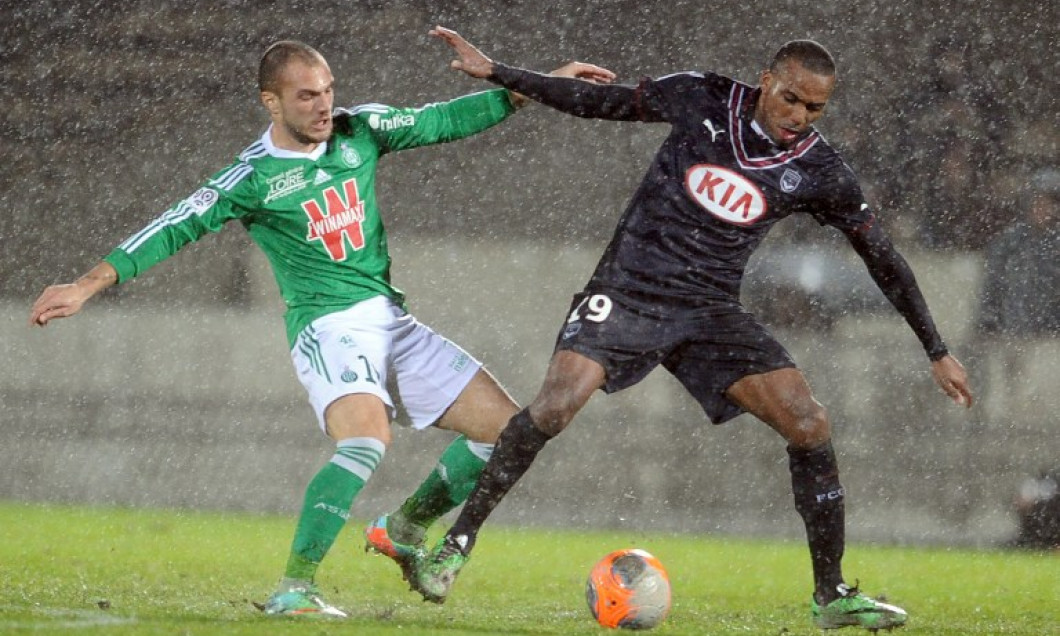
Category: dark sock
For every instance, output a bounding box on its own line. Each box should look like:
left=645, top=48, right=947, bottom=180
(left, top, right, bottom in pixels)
left=788, top=442, right=846, bottom=603
left=446, top=409, right=551, bottom=553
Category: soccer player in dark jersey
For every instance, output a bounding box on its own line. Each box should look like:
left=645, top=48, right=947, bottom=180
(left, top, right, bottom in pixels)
left=414, top=27, right=975, bottom=631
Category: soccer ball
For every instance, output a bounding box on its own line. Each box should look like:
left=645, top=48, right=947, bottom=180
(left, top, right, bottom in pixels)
left=585, top=548, right=672, bottom=630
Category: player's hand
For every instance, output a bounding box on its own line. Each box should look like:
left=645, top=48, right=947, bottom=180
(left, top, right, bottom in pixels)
left=30, top=283, right=90, bottom=327
left=931, top=354, right=974, bottom=408
left=430, top=26, right=494, bottom=78
left=547, top=61, right=616, bottom=84
left=502, top=62, right=615, bottom=108
left=29, top=262, right=117, bottom=327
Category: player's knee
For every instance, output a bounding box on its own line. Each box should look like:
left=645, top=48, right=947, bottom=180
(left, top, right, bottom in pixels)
left=785, top=403, right=830, bottom=450
left=528, top=395, right=581, bottom=438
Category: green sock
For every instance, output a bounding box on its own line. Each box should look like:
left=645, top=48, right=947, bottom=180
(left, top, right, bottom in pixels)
left=284, top=437, right=385, bottom=580
left=396, top=435, right=491, bottom=538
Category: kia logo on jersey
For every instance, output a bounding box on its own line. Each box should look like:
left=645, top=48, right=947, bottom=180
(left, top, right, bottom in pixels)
left=685, top=164, right=767, bottom=225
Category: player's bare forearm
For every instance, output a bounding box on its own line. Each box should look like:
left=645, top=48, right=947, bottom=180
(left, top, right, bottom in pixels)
left=931, top=354, right=974, bottom=408
left=30, top=261, right=117, bottom=327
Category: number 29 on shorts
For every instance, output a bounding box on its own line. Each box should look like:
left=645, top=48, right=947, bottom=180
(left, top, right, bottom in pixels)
left=568, top=294, right=613, bottom=324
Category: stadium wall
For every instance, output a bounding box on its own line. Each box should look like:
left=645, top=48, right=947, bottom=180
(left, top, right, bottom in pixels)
left=5, top=241, right=1058, bottom=547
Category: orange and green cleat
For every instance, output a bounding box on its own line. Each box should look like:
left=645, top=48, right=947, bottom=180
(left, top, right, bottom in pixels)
left=364, top=515, right=427, bottom=592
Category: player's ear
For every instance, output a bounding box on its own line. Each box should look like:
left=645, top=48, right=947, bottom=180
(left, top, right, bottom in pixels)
left=759, top=69, right=773, bottom=90
left=261, top=91, right=281, bottom=116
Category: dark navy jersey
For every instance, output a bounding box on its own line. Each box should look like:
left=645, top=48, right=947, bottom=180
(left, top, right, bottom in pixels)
left=587, top=71, right=870, bottom=305
left=489, top=64, right=948, bottom=359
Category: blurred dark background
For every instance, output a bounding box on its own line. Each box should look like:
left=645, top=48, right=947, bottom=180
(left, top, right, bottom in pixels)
left=2, top=1, right=1058, bottom=546
left=2, top=0, right=1056, bottom=301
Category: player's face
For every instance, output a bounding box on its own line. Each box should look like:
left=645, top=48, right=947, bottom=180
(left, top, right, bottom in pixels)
left=755, top=60, right=835, bottom=149
left=264, top=59, right=335, bottom=151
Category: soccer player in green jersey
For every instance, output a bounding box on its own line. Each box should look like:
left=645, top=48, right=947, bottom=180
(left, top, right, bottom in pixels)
left=29, top=35, right=612, bottom=617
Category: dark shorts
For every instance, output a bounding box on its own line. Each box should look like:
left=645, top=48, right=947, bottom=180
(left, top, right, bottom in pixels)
left=554, top=290, right=796, bottom=424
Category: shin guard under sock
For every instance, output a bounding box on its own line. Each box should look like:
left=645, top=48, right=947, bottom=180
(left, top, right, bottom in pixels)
left=285, top=437, right=384, bottom=580
left=396, top=435, right=492, bottom=539
left=788, top=442, right=846, bottom=601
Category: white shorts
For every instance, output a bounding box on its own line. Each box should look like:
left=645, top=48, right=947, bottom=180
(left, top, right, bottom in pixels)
left=291, top=296, right=481, bottom=433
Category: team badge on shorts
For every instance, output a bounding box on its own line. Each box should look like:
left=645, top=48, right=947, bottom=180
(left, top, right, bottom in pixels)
left=562, top=323, right=582, bottom=340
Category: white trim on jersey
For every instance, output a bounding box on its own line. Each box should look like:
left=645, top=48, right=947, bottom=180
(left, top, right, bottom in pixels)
left=210, top=163, right=254, bottom=191
left=119, top=201, right=199, bottom=252
left=345, top=103, right=391, bottom=115
left=727, top=83, right=820, bottom=171
left=239, top=141, right=267, bottom=161
left=259, top=125, right=327, bottom=160
left=120, top=157, right=255, bottom=254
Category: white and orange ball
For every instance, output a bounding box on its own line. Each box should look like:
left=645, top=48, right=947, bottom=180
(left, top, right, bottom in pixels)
left=585, top=548, right=672, bottom=630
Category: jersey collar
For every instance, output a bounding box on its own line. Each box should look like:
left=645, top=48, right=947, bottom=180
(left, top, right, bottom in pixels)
left=261, top=125, right=329, bottom=160
left=728, top=83, right=819, bottom=170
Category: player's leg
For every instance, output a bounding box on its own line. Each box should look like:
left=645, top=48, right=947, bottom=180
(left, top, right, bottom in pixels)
left=363, top=311, right=516, bottom=590
left=265, top=394, right=390, bottom=617
left=416, top=350, right=606, bottom=602
left=452, top=349, right=604, bottom=541
left=366, top=368, right=518, bottom=578
left=396, top=368, right=519, bottom=532
left=265, top=302, right=397, bottom=617
left=415, top=289, right=669, bottom=603
left=727, top=368, right=907, bottom=630
left=726, top=368, right=842, bottom=594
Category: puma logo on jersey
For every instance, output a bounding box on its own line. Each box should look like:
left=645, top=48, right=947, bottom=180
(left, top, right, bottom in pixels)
left=685, top=164, right=767, bottom=225
left=302, top=179, right=366, bottom=261
left=702, top=118, right=725, bottom=142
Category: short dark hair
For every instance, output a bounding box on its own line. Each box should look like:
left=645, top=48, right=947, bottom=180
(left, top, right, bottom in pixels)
left=770, top=40, right=836, bottom=76
left=258, top=40, right=325, bottom=93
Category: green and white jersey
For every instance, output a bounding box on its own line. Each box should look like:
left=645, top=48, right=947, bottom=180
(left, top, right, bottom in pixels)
left=105, top=88, right=515, bottom=347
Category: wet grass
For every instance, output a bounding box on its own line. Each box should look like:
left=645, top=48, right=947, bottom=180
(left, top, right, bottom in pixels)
left=0, top=501, right=1056, bottom=634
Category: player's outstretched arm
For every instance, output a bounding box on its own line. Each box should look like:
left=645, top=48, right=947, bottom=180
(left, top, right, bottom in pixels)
left=430, top=26, right=616, bottom=109
left=430, top=25, right=615, bottom=83
left=931, top=354, right=974, bottom=408
left=30, top=261, right=117, bottom=327
left=547, top=61, right=616, bottom=82
left=845, top=222, right=974, bottom=409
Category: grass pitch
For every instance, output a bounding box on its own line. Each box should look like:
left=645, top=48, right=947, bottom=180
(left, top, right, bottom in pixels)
left=0, top=502, right=1056, bottom=635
